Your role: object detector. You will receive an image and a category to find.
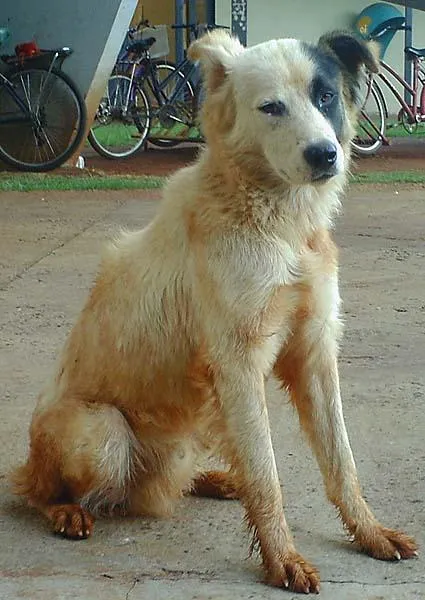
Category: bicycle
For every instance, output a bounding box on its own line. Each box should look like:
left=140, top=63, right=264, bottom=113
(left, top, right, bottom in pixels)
left=87, top=20, right=171, bottom=159
left=352, top=21, right=425, bottom=156
left=143, top=23, right=218, bottom=149
left=87, top=32, right=153, bottom=160
left=0, top=29, right=87, bottom=171
left=88, top=22, right=227, bottom=159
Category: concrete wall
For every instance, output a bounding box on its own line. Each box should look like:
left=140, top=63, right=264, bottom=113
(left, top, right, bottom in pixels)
left=1, top=0, right=137, bottom=98
left=217, top=0, right=425, bottom=113
left=216, top=1, right=232, bottom=29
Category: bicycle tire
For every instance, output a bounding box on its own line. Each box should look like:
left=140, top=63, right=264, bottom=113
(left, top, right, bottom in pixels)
left=399, top=107, right=418, bottom=134
left=0, top=66, right=86, bottom=172
left=351, top=77, right=386, bottom=156
left=88, top=75, right=150, bottom=159
left=144, top=63, right=196, bottom=148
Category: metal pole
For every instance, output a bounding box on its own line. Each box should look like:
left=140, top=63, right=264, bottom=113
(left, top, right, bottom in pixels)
left=206, top=0, right=216, bottom=26
left=175, top=0, right=184, bottom=64
left=404, top=6, right=413, bottom=103
left=188, top=0, right=196, bottom=27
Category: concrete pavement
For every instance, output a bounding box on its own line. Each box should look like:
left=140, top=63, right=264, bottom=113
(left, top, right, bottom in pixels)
left=0, top=186, right=423, bottom=599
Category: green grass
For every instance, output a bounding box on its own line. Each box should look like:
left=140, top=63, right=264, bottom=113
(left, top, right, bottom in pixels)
left=356, top=119, right=425, bottom=139
left=351, top=170, right=425, bottom=184
left=0, top=173, right=164, bottom=192
left=90, top=121, right=203, bottom=147
left=90, top=122, right=143, bottom=148
left=386, top=122, right=425, bottom=138
left=0, top=170, right=424, bottom=193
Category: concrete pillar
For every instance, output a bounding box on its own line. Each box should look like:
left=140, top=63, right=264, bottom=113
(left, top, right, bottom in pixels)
left=83, top=0, right=138, bottom=138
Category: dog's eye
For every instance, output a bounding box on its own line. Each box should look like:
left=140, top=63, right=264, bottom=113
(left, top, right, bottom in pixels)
left=258, top=101, right=286, bottom=117
left=319, top=91, right=335, bottom=108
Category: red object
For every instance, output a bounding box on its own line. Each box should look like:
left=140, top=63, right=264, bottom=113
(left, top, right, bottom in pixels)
left=15, top=41, right=40, bottom=59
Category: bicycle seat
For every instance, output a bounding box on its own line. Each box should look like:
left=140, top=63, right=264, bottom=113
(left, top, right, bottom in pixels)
left=55, top=47, right=73, bottom=57
left=405, top=46, right=425, bottom=59
left=36, top=47, right=73, bottom=58
left=126, top=37, right=156, bottom=55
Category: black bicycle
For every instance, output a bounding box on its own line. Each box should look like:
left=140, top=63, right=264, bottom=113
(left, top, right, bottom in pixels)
left=0, top=33, right=87, bottom=171
left=144, top=23, right=228, bottom=148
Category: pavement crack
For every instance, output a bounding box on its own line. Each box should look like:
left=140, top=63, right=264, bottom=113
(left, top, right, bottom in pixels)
left=356, top=232, right=425, bottom=242
left=124, top=568, right=424, bottom=587
left=125, top=577, right=139, bottom=600
left=0, top=203, right=124, bottom=292
left=321, top=579, right=425, bottom=586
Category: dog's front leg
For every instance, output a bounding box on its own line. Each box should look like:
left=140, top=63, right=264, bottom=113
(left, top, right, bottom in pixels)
left=214, top=363, right=320, bottom=593
left=274, top=274, right=417, bottom=562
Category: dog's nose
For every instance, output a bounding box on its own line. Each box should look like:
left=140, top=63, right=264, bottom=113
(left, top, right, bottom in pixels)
left=303, top=142, right=337, bottom=177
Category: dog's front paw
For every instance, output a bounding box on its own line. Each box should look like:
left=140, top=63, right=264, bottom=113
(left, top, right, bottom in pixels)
left=355, top=525, right=418, bottom=560
left=266, top=552, right=320, bottom=594
left=48, top=504, right=95, bottom=539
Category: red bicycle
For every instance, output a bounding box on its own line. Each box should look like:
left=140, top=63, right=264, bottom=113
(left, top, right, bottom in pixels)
left=352, top=22, right=425, bottom=155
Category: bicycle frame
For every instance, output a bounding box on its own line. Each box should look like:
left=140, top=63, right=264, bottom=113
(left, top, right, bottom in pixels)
left=378, top=55, right=425, bottom=123
left=144, top=59, right=197, bottom=109
left=111, top=22, right=226, bottom=138
left=116, top=56, right=197, bottom=123
left=360, top=54, right=425, bottom=147
left=114, top=66, right=135, bottom=112
left=0, top=49, right=72, bottom=125
left=0, top=72, right=32, bottom=124
left=115, top=22, right=227, bottom=128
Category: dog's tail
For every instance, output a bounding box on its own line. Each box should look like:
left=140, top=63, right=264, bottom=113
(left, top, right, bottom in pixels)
left=11, top=462, right=33, bottom=497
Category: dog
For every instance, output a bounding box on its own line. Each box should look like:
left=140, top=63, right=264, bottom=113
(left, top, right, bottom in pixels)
left=12, top=30, right=417, bottom=593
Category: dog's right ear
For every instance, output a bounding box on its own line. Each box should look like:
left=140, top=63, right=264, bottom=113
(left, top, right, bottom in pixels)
left=318, top=30, right=380, bottom=75
left=188, top=29, right=244, bottom=92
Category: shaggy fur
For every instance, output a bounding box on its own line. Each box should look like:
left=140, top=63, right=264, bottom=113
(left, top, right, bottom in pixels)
left=12, top=30, right=417, bottom=594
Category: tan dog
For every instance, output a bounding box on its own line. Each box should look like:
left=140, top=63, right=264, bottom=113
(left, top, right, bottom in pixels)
left=13, top=30, right=417, bottom=593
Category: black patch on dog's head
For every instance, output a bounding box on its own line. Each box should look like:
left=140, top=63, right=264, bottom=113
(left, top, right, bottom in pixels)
left=303, top=43, right=345, bottom=140
left=317, top=31, right=379, bottom=105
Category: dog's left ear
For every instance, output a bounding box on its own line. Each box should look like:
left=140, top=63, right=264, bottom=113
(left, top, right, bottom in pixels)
left=188, top=29, right=244, bottom=92
left=318, top=30, right=380, bottom=76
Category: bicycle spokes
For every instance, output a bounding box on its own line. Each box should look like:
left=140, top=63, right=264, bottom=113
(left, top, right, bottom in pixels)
left=88, top=75, right=150, bottom=159
left=0, top=67, right=86, bottom=170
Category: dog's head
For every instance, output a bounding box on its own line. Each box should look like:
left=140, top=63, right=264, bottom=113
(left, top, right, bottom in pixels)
left=189, top=30, right=378, bottom=187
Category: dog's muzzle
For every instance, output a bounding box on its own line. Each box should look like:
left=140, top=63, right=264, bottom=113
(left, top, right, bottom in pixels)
left=304, top=141, right=338, bottom=181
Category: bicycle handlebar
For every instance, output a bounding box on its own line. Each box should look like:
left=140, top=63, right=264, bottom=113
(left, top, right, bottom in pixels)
left=369, top=23, right=411, bottom=40
left=171, top=23, right=230, bottom=30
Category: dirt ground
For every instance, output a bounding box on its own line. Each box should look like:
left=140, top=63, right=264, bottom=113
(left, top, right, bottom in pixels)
left=80, top=137, right=425, bottom=176
left=0, top=184, right=424, bottom=599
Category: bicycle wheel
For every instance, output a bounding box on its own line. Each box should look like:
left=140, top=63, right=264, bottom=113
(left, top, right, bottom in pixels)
left=0, top=67, right=86, bottom=172
left=87, top=75, right=150, bottom=159
left=351, top=76, right=386, bottom=156
left=398, top=107, right=418, bottom=134
left=145, top=63, right=195, bottom=148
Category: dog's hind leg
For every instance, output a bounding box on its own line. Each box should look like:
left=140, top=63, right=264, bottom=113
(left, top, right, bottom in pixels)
left=191, top=470, right=239, bottom=499
left=11, top=400, right=137, bottom=538
left=274, top=272, right=418, bottom=561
